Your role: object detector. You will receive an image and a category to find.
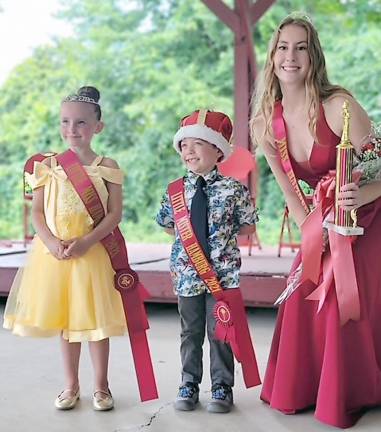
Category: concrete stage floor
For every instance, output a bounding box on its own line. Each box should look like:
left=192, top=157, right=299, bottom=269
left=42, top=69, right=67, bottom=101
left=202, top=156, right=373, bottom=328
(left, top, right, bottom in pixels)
left=1, top=300, right=381, bottom=432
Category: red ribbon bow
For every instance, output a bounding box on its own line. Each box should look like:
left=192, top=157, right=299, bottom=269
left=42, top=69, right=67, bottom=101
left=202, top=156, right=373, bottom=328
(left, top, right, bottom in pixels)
left=301, top=173, right=361, bottom=325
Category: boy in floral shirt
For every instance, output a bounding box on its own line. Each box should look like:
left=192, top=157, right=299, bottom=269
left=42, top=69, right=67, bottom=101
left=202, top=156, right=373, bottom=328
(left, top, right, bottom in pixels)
left=156, top=109, right=258, bottom=413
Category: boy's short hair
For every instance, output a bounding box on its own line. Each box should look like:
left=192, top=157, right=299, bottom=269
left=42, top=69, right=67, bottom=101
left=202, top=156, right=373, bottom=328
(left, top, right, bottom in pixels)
left=173, top=109, right=233, bottom=162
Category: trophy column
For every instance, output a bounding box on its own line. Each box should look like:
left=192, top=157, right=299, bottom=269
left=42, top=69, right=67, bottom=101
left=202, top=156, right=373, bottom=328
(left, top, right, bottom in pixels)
left=325, top=100, right=364, bottom=236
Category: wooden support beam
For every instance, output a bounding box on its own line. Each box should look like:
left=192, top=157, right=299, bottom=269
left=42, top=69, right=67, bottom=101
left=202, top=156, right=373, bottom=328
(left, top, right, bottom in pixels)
left=201, top=0, right=276, bottom=195
left=250, top=0, right=276, bottom=25
left=234, top=27, right=250, bottom=150
left=237, top=0, right=257, bottom=80
left=201, top=0, right=239, bottom=32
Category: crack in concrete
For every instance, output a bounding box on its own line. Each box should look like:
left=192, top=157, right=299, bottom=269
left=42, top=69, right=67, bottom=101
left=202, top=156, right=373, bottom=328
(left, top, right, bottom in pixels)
left=115, top=402, right=172, bottom=432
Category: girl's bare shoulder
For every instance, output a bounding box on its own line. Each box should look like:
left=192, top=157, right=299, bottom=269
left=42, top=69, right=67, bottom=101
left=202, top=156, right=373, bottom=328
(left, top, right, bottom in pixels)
left=100, top=157, right=120, bottom=169
left=42, top=156, right=54, bottom=167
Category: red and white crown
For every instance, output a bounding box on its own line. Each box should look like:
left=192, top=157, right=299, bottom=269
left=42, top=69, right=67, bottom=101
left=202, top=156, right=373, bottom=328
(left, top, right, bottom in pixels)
left=173, top=109, right=233, bottom=161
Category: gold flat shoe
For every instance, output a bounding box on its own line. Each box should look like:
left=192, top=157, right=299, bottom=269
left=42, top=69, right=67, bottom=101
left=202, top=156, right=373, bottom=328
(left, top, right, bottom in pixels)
left=93, top=389, right=114, bottom=411
left=54, top=388, right=80, bottom=410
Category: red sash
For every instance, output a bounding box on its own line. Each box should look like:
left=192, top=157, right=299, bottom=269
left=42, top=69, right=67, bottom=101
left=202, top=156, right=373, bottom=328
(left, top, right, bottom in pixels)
left=168, top=178, right=261, bottom=388
left=273, top=101, right=311, bottom=213
left=56, top=150, right=158, bottom=401
left=273, top=101, right=322, bottom=283
left=272, top=102, right=360, bottom=325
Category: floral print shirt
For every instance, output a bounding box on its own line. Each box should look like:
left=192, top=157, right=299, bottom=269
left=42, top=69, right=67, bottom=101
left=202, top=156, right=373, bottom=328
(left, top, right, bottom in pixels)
left=156, top=168, right=259, bottom=297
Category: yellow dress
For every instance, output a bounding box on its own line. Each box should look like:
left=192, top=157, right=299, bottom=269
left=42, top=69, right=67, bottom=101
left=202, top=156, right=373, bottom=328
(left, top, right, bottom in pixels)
left=3, top=156, right=127, bottom=342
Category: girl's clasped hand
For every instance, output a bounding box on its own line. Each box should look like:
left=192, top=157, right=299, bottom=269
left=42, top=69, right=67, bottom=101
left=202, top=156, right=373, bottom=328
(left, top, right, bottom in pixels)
left=63, top=237, right=91, bottom=258
left=48, top=237, right=91, bottom=259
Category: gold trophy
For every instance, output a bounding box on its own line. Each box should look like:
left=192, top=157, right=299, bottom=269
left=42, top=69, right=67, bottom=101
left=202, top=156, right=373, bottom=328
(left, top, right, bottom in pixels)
left=324, top=101, right=364, bottom=236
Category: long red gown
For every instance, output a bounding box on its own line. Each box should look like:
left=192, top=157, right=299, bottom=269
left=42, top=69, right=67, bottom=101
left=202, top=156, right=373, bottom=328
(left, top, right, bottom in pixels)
left=261, top=105, right=381, bottom=428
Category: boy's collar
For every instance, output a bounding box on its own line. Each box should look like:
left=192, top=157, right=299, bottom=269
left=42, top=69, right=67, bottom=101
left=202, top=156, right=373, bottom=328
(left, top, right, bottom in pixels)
left=187, top=167, right=219, bottom=185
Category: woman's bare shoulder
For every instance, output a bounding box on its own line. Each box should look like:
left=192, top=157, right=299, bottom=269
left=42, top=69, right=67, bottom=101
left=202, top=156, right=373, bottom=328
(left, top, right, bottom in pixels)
left=323, top=92, right=371, bottom=148
left=324, top=93, right=350, bottom=114
left=323, top=93, right=368, bottom=119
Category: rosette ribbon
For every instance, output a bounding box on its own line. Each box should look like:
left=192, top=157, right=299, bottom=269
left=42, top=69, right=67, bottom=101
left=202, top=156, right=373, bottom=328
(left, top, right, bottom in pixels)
left=213, top=289, right=260, bottom=388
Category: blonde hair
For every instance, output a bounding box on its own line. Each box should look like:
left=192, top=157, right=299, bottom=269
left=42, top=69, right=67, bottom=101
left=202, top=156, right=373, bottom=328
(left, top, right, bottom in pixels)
left=250, top=13, right=350, bottom=148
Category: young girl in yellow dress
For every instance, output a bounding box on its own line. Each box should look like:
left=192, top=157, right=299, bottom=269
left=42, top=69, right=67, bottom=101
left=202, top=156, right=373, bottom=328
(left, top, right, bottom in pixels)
left=3, top=86, right=127, bottom=411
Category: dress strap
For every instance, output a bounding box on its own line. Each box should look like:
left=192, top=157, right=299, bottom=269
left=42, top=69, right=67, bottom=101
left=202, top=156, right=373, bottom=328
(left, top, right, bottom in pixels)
left=91, top=155, right=104, bottom=166
left=50, top=156, right=57, bottom=168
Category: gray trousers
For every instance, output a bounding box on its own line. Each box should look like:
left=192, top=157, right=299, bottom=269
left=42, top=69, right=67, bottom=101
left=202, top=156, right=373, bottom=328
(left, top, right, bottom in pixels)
left=178, top=293, right=234, bottom=387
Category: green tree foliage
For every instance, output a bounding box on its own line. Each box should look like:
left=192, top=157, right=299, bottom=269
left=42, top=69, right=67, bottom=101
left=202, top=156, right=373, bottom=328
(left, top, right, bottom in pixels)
left=0, top=0, right=380, bottom=242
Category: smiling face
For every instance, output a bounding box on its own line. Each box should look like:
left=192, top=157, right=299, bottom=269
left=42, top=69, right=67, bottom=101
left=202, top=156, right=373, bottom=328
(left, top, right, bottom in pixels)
left=180, top=137, right=223, bottom=175
left=60, top=101, right=103, bottom=151
left=273, top=24, right=310, bottom=87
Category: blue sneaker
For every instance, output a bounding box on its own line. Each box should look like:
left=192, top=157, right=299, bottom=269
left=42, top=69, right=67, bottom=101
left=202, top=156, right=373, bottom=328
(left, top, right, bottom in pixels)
left=174, top=382, right=199, bottom=411
left=207, top=384, right=233, bottom=413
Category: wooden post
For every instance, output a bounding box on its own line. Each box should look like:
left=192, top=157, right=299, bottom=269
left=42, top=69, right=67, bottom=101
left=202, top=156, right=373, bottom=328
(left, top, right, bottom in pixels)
left=201, top=0, right=276, bottom=192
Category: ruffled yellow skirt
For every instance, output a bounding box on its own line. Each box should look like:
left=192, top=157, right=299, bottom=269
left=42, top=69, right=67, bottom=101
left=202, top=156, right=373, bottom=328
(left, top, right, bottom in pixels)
left=3, top=213, right=127, bottom=342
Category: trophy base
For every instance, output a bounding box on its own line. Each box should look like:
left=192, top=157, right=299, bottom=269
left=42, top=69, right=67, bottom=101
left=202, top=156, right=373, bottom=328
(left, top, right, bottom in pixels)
left=324, top=221, right=364, bottom=236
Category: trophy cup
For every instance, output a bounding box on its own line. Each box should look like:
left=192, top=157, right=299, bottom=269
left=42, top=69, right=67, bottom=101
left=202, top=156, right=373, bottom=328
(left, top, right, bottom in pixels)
left=325, top=100, right=364, bottom=236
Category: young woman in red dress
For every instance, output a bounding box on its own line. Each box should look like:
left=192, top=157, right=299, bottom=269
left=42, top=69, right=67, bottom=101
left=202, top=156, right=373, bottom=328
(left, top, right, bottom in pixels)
left=251, top=14, right=381, bottom=428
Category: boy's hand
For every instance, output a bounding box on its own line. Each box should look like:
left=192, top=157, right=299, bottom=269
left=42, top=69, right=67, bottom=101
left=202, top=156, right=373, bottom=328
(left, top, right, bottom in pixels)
left=238, top=224, right=256, bottom=235
left=164, top=227, right=175, bottom=236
